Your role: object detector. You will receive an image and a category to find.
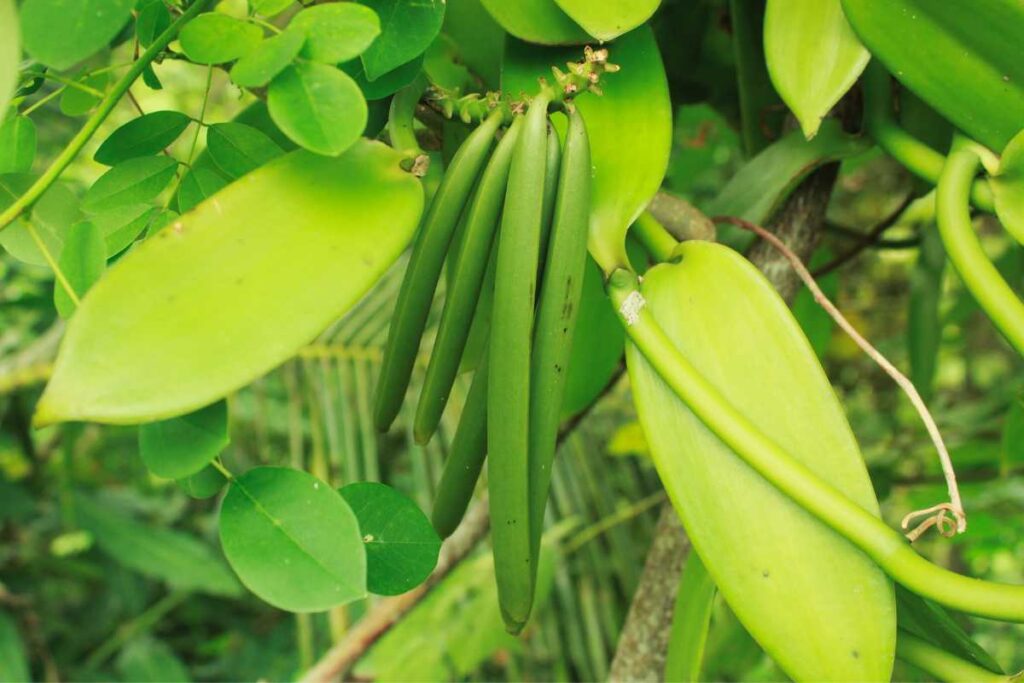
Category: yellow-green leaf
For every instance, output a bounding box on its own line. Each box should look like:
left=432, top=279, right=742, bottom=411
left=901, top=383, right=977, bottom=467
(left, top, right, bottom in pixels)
left=764, top=0, right=869, bottom=139
left=992, top=128, right=1024, bottom=245
left=552, top=0, right=660, bottom=42
left=35, top=140, right=423, bottom=425
left=480, top=0, right=590, bottom=45
left=626, top=242, right=896, bottom=681
left=0, top=0, right=18, bottom=117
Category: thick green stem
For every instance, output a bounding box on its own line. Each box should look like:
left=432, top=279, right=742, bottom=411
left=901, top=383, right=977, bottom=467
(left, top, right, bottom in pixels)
left=632, top=211, right=677, bottom=263
left=896, top=631, right=1015, bottom=683
left=862, top=63, right=994, bottom=212
left=0, top=0, right=212, bottom=232
left=389, top=76, right=427, bottom=157
left=937, top=139, right=1024, bottom=356
left=607, top=267, right=1024, bottom=622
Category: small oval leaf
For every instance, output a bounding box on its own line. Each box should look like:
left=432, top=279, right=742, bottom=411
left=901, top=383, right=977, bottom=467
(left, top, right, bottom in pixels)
left=268, top=63, right=367, bottom=157
left=206, top=122, right=283, bottom=179
left=176, top=166, right=228, bottom=214
left=220, top=467, right=367, bottom=612
left=179, top=13, right=262, bottom=65
left=36, top=141, right=423, bottom=425
left=139, top=400, right=229, bottom=480
left=291, top=3, right=381, bottom=64
left=82, top=156, right=178, bottom=213
left=764, top=0, right=869, bottom=139
left=177, top=464, right=228, bottom=500
left=94, top=111, right=192, bottom=166
left=20, top=0, right=134, bottom=70
left=340, top=482, right=442, bottom=596
left=0, top=116, right=37, bottom=175
left=230, top=29, right=305, bottom=88
left=358, top=0, right=444, bottom=80
left=59, top=73, right=108, bottom=117
left=54, top=221, right=106, bottom=318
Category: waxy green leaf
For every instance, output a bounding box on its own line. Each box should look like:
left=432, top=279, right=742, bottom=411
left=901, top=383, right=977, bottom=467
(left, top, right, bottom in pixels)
left=20, top=0, right=134, bottom=70
left=76, top=495, right=242, bottom=597
left=764, top=0, right=869, bottom=139
left=177, top=465, right=228, bottom=500
left=703, top=120, right=868, bottom=226
left=54, top=221, right=106, bottom=318
left=230, top=29, right=305, bottom=88
left=136, top=0, right=171, bottom=48
left=992, top=129, right=1024, bottom=245
left=626, top=242, right=895, bottom=681
left=480, top=0, right=589, bottom=45
left=220, top=467, right=367, bottom=612
left=36, top=141, right=423, bottom=425
left=502, top=28, right=672, bottom=273
left=268, top=63, right=367, bottom=157
left=358, top=0, right=445, bottom=80
left=94, top=111, right=192, bottom=165
left=252, top=0, right=292, bottom=17
left=139, top=400, right=229, bottom=480
left=292, top=4, right=381, bottom=64
left=206, top=122, right=283, bottom=179
left=342, top=55, right=424, bottom=101
left=841, top=0, right=1024, bottom=152
left=340, top=482, right=442, bottom=596
left=59, top=73, right=108, bottom=117
left=0, top=116, right=37, bottom=175
left=90, top=204, right=160, bottom=256
left=82, top=156, right=178, bottom=213
left=552, top=0, right=660, bottom=42
left=179, top=13, right=262, bottom=65
left=0, top=0, right=18, bottom=118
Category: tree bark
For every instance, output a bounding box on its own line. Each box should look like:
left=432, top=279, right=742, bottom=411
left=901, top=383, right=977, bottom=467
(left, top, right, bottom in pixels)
left=607, top=163, right=838, bottom=682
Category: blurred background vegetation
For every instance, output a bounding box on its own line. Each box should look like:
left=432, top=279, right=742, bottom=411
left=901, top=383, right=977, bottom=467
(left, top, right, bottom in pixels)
left=1, top=0, right=1022, bottom=680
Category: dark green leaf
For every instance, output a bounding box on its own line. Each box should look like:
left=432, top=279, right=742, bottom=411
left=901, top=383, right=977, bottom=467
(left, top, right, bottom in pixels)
left=896, top=586, right=1003, bottom=673
left=179, top=13, right=262, bottom=65
left=116, top=638, right=191, bottom=683
left=292, top=4, right=380, bottom=64
left=268, top=63, right=367, bottom=157
left=0, top=611, right=29, bottom=683
left=54, top=221, right=106, bottom=318
left=0, top=116, right=37, bottom=175
left=94, top=111, right=192, bottom=165
left=229, top=29, right=305, bottom=88
left=340, top=482, right=442, bottom=596
left=0, top=0, right=18, bottom=117
left=89, top=204, right=159, bottom=256
left=82, top=156, right=178, bottom=213
left=76, top=495, right=242, bottom=596
left=341, top=54, right=423, bottom=101
left=142, top=63, right=163, bottom=91
left=206, top=122, right=283, bottom=179
left=20, top=0, right=134, bottom=70
left=139, top=400, right=229, bottom=480
left=59, top=73, right=109, bottom=117
left=219, top=467, right=367, bottom=612
left=177, top=464, right=228, bottom=500
left=841, top=0, right=1024, bottom=152
left=176, top=166, right=228, bottom=213
left=136, top=0, right=171, bottom=48
left=358, top=0, right=444, bottom=81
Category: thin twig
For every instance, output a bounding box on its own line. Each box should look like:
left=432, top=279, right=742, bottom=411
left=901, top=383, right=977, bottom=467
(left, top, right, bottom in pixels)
left=812, top=194, right=915, bottom=277
left=712, top=214, right=966, bottom=538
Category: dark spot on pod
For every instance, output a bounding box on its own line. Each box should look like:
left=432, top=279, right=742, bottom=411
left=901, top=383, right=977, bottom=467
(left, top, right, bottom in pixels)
left=851, top=650, right=859, bottom=659
left=762, top=569, right=770, bottom=578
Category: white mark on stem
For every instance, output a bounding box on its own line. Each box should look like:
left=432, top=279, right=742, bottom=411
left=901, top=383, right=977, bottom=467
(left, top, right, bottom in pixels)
left=620, top=291, right=646, bottom=326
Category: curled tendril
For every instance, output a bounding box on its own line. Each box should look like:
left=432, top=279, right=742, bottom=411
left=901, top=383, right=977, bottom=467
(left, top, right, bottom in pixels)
left=901, top=503, right=967, bottom=543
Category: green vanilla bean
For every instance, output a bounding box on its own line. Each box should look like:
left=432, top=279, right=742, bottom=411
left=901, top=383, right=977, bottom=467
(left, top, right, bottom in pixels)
left=861, top=62, right=994, bottom=212
left=937, top=138, right=1024, bottom=356
left=895, top=631, right=1012, bottom=683
left=527, top=107, right=590, bottom=586
left=0, top=0, right=214, bottom=232
left=607, top=267, right=1024, bottom=622
left=430, top=353, right=489, bottom=539
left=373, top=109, right=504, bottom=432
left=488, top=91, right=552, bottom=633
left=414, top=117, right=523, bottom=444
